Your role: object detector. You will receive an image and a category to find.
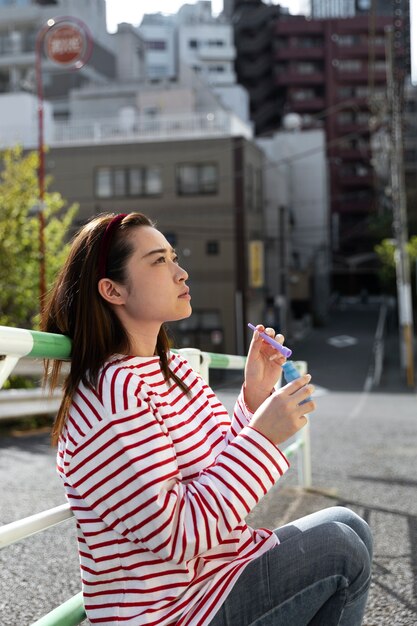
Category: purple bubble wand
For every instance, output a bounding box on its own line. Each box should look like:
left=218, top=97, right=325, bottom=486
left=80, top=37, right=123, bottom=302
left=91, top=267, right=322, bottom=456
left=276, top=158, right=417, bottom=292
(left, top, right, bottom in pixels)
left=248, top=323, right=292, bottom=358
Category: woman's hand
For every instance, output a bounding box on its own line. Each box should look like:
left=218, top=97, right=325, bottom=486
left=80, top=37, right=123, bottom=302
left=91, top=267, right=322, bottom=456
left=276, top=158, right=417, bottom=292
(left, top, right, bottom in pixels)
left=249, top=375, right=315, bottom=446
left=243, top=325, right=287, bottom=412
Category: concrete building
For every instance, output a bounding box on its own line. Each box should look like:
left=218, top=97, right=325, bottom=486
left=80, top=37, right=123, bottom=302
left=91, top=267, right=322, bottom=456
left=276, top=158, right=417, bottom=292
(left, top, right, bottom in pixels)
left=138, top=12, right=177, bottom=80
left=258, top=122, right=330, bottom=329
left=139, top=1, right=251, bottom=124
left=311, top=0, right=393, bottom=18
left=233, top=0, right=289, bottom=137
left=47, top=133, right=266, bottom=355
left=0, top=0, right=117, bottom=119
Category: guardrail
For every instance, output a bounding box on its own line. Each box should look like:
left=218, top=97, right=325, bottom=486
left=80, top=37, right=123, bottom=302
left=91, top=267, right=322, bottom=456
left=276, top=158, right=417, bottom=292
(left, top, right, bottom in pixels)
left=0, top=325, right=311, bottom=625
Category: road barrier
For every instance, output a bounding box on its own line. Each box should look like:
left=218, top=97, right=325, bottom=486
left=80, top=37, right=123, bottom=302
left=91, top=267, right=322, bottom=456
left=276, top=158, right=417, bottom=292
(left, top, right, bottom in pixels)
left=0, top=325, right=311, bottom=625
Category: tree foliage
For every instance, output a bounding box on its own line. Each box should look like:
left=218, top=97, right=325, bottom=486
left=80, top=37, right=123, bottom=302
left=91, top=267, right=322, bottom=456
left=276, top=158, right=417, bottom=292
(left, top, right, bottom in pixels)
left=0, top=146, right=78, bottom=328
left=375, top=236, right=417, bottom=296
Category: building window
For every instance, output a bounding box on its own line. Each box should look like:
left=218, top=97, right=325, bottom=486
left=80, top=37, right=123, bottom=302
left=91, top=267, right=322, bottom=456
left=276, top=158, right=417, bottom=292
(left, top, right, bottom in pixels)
left=297, top=36, right=322, bottom=48
left=95, top=167, right=112, bottom=198
left=292, top=88, right=316, bottom=101
left=337, top=111, right=354, bottom=125
left=95, top=166, right=162, bottom=198
left=297, top=62, right=319, bottom=75
left=337, top=35, right=356, bottom=46
left=145, top=167, right=163, bottom=195
left=206, top=240, right=219, bottom=255
left=146, top=40, right=166, bottom=50
left=176, top=163, right=218, bottom=195
left=338, top=60, right=362, bottom=72
left=189, top=39, right=198, bottom=48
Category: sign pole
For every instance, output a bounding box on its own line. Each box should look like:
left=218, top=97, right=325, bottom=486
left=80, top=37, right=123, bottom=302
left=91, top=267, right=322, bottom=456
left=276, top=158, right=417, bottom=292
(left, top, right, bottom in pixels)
left=34, top=16, right=92, bottom=311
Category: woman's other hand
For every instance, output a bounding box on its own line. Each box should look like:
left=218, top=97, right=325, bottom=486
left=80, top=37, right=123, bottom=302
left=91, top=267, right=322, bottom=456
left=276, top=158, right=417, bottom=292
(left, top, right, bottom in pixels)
left=249, top=375, right=315, bottom=446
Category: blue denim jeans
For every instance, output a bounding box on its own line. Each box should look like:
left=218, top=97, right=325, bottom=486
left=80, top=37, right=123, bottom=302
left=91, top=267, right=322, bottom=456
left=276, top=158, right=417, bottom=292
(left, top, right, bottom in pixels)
left=209, top=507, right=373, bottom=626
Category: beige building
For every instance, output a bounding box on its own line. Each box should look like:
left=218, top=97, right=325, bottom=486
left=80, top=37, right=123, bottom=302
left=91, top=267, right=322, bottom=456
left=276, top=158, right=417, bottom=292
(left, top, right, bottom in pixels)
left=47, top=133, right=266, bottom=355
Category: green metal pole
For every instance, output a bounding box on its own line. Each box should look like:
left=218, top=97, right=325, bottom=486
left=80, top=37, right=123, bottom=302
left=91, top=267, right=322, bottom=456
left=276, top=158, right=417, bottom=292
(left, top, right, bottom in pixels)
left=31, top=592, right=85, bottom=626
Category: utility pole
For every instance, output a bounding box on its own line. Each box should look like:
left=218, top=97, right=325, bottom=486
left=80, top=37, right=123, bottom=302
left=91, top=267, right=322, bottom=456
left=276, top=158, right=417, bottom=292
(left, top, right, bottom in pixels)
left=385, top=26, right=414, bottom=387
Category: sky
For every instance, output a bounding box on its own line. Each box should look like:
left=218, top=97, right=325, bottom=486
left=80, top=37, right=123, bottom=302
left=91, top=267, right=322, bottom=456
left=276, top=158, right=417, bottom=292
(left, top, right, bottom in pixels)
left=105, top=0, right=304, bottom=31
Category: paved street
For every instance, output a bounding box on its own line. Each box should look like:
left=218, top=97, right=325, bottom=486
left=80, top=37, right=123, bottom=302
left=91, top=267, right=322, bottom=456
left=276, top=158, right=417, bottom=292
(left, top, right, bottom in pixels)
left=1, top=303, right=416, bottom=625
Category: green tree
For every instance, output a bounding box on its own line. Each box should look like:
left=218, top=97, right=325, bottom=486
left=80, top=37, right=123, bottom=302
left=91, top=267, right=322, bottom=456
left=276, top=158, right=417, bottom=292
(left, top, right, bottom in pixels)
left=0, top=146, right=78, bottom=328
left=375, top=237, right=417, bottom=298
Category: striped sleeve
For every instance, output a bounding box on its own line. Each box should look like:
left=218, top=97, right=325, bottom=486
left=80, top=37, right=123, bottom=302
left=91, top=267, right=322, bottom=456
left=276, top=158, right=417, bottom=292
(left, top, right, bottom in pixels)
left=66, top=403, right=289, bottom=567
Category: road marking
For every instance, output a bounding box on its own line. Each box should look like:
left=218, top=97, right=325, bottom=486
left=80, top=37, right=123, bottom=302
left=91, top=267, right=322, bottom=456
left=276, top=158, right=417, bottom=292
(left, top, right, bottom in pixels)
left=327, top=335, right=358, bottom=348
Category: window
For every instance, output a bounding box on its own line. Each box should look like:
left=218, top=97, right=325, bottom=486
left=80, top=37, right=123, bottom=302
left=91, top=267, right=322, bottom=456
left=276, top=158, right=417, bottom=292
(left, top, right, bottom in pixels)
left=95, top=168, right=112, bottom=198
left=297, top=62, right=318, bottom=75
left=338, top=60, right=362, bottom=72
left=145, top=167, right=162, bottom=195
left=113, top=168, right=126, bottom=196
left=292, top=88, right=316, bottom=101
left=373, top=61, right=386, bottom=72
left=95, top=166, right=162, bottom=198
left=337, top=35, right=356, bottom=47
left=337, top=111, right=354, bottom=125
left=146, top=40, right=166, bottom=50
left=206, top=241, right=219, bottom=255
left=298, top=37, right=322, bottom=48
left=189, top=39, right=198, bottom=48
left=356, top=112, right=370, bottom=125
left=177, top=164, right=218, bottom=195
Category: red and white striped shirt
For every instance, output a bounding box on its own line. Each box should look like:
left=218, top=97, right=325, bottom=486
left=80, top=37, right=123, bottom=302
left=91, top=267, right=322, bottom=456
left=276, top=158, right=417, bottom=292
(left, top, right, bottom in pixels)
left=57, top=353, right=290, bottom=625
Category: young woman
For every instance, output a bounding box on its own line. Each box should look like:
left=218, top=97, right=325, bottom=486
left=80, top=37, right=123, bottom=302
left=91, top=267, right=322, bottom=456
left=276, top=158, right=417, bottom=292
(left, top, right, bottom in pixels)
left=42, top=212, right=372, bottom=626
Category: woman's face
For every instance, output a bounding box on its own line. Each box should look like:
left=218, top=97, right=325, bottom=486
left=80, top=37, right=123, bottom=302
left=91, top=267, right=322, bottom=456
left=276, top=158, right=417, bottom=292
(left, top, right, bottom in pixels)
left=118, top=226, right=192, bottom=327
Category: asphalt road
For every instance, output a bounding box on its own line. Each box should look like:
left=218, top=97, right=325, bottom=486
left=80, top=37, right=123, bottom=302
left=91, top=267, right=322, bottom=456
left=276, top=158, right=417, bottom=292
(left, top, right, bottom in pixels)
left=1, top=303, right=416, bottom=625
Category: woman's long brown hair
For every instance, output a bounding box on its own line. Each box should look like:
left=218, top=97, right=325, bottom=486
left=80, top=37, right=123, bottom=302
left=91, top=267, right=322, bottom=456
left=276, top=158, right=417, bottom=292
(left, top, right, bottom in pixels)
left=41, top=212, right=189, bottom=445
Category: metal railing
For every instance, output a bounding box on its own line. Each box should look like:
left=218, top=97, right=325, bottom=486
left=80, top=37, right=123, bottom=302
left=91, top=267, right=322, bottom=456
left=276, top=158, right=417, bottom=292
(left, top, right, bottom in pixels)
left=0, top=325, right=311, bottom=625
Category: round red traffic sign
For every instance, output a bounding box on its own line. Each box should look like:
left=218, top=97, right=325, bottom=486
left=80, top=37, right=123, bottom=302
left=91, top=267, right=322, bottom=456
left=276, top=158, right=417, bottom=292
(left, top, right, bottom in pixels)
left=45, top=23, right=87, bottom=66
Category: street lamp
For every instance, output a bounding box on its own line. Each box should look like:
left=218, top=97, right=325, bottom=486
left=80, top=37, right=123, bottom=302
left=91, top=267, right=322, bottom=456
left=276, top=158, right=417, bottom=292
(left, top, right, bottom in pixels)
left=34, top=16, right=92, bottom=309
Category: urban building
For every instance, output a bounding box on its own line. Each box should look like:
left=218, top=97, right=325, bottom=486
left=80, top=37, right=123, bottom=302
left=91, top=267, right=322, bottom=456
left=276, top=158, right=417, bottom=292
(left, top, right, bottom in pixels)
left=232, top=0, right=289, bottom=137
left=311, top=0, right=392, bottom=18
left=258, top=122, right=330, bottom=330
left=137, top=12, right=177, bottom=80
left=47, top=133, right=266, bottom=356
left=272, top=14, right=393, bottom=293
left=139, top=1, right=250, bottom=124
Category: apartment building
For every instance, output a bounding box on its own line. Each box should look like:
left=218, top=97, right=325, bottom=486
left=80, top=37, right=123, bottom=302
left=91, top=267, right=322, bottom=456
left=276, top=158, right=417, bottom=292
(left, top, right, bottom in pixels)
left=311, top=0, right=393, bottom=18
left=273, top=15, right=392, bottom=292
left=139, top=1, right=250, bottom=124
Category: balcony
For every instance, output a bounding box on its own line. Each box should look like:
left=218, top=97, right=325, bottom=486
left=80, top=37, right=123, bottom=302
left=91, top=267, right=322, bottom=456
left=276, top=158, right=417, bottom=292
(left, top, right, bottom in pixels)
left=337, top=68, right=387, bottom=83
left=275, top=71, right=324, bottom=86
left=337, top=44, right=386, bottom=59
left=51, top=111, right=253, bottom=147
left=197, top=45, right=236, bottom=62
left=333, top=197, right=374, bottom=213
left=336, top=173, right=374, bottom=188
left=335, top=147, right=372, bottom=160
left=290, top=98, right=325, bottom=112
left=274, top=46, right=324, bottom=60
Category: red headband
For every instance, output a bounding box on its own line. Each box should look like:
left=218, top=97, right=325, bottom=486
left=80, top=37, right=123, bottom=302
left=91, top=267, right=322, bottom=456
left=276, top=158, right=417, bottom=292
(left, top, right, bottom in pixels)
left=97, top=213, right=128, bottom=280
